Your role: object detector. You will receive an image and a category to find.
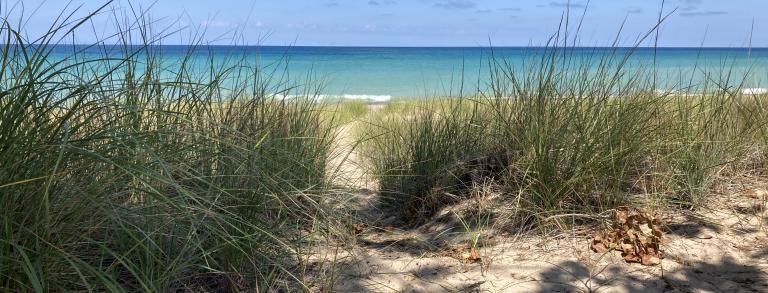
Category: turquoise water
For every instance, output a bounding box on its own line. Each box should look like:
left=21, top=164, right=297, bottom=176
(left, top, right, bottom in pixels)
left=47, top=46, right=768, bottom=99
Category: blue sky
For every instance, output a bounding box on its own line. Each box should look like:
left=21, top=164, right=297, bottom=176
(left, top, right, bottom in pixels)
left=9, top=0, right=768, bottom=47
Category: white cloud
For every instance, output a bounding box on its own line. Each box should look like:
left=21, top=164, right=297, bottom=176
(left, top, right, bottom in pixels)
left=200, top=20, right=237, bottom=28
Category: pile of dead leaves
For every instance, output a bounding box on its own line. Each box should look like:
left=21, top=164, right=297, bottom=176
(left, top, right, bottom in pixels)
left=591, top=207, right=665, bottom=266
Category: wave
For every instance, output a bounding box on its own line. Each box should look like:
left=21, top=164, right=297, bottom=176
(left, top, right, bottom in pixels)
left=278, top=88, right=768, bottom=102
left=279, top=94, right=393, bottom=102
left=319, top=94, right=392, bottom=102
left=742, top=88, right=768, bottom=95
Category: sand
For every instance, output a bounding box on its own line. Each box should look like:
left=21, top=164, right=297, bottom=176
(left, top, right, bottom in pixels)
left=328, top=193, right=768, bottom=292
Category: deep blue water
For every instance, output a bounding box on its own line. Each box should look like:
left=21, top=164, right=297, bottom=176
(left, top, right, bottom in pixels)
left=44, top=46, right=768, bottom=99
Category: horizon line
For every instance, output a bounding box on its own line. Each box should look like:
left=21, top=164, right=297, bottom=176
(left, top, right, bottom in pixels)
left=31, top=44, right=768, bottom=49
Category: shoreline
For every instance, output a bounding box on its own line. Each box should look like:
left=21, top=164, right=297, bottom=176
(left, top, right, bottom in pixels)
left=311, top=87, right=768, bottom=105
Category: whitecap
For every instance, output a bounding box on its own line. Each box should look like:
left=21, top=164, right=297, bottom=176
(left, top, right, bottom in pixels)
left=340, top=94, right=392, bottom=102
left=742, top=88, right=768, bottom=95
left=313, top=94, right=392, bottom=102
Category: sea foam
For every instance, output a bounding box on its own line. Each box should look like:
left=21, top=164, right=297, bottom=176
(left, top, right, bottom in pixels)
left=279, top=94, right=392, bottom=102
left=316, top=94, right=392, bottom=102
left=742, top=88, right=768, bottom=95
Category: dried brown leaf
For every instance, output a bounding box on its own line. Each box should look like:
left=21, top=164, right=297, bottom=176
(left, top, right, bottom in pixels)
left=624, top=253, right=641, bottom=263
left=591, top=241, right=609, bottom=253
left=354, top=223, right=365, bottom=234
left=621, top=243, right=635, bottom=255
left=641, top=254, right=661, bottom=266
left=742, top=188, right=768, bottom=199
left=448, top=245, right=482, bottom=263
left=468, top=248, right=481, bottom=263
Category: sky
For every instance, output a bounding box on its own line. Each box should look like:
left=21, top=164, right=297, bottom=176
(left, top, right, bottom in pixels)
left=7, top=0, right=768, bottom=47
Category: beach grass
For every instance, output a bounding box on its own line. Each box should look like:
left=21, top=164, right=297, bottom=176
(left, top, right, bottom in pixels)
left=0, top=7, right=339, bottom=292
left=362, top=44, right=768, bottom=229
left=2, top=2, right=768, bottom=292
left=321, top=99, right=370, bottom=126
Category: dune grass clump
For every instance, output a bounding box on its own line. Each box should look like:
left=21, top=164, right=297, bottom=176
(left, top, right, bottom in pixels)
left=0, top=7, right=337, bottom=292
left=365, top=99, right=494, bottom=222
left=653, top=92, right=747, bottom=207
left=365, top=39, right=767, bottom=229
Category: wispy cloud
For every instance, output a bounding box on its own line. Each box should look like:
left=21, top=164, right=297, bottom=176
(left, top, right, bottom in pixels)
left=369, top=0, right=397, bottom=6
left=674, top=0, right=719, bottom=17
left=679, top=5, right=697, bottom=11
left=475, top=7, right=521, bottom=14
left=324, top=2, right=339, bottom=7
left=680, top=10, right=727, bottom=17
left=434, top=0, right=476, bottom=10
left=626, top=7, right=643, bottom=14
left=548, top=1, right=586, bottom=8
left=676, top=0, right=703, bottom=12
left=200, top=20, right=237, bottom=28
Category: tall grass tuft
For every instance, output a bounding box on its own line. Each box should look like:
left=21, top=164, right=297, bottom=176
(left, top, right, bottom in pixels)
left=364, top=22, right=766, bottom=229
left=0, top=4, right=336, bottom=291
left=366, top=99, right=492, bottom=223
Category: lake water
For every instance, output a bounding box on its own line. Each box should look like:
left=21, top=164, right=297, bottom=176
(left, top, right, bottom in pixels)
left=46, top=46, right=768, bottom=100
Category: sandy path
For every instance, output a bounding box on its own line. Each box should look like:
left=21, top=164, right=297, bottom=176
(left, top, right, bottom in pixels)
left=329, top=122, right=375, bottom=190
